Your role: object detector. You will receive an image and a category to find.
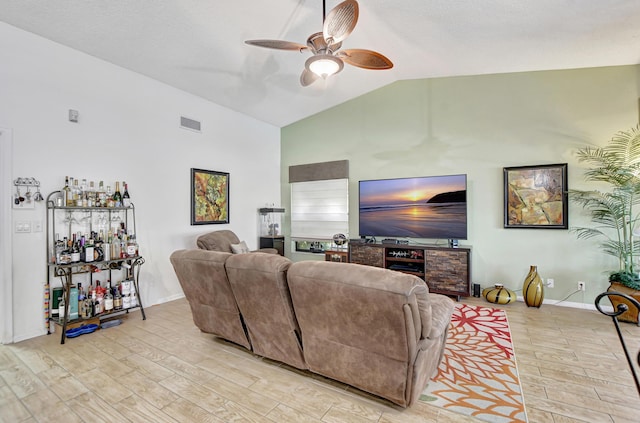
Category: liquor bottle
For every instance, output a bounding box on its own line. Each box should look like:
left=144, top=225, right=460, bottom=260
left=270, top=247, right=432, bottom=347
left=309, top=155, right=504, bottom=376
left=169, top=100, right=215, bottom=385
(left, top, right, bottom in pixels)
left=106, top=186, right=115, bottom=208
left=62, top=176, right=71, bottom=207
left=83, top=236, right=95, bottom=263
left=122, top=182, right=131, bottom=207
left=70, top=234, right=81, bottom=263
left=104, top=281, right=114, bottom=312
left=113, top=181, right=123, bottom=207
left=54, top=233, right=65, bottom=264
left=69, top=285, right=79, bottom=320
left=97, top=181, right=106, bottom=207
left=114, top=283, right=123, bottom=310
left=126, top=234, right=138, bottom=257
left=112, top=234, right=121, bottom=260
left=80, top=179, right=87, bottom=206
left=72, top=178, right=81, bottom=206
left=77, top=282, right=84, bottom=302
left=87, top=181, right=96, bottom=207
left=58, top=296, right=66, bottom=320
left=95, top=281, right=104, bottom=315
left=82, top=291, right=93, bottom=318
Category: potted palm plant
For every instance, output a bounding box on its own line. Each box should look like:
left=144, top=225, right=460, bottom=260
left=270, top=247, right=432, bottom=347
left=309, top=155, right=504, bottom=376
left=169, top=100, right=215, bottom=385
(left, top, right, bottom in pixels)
left=570, top=126, right=640, bottom=322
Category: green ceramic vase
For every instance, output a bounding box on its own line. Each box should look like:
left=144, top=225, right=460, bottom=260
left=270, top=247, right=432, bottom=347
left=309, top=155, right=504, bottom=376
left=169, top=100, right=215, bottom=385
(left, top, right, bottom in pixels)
left=523, top=265, right=544, bottom=307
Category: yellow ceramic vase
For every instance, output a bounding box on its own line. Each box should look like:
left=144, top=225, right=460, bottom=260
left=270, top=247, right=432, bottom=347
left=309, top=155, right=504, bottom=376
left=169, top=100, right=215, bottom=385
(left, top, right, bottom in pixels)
left=523, top=265, right=544, bottom=307
left=483, top=284, right=517, bottom=305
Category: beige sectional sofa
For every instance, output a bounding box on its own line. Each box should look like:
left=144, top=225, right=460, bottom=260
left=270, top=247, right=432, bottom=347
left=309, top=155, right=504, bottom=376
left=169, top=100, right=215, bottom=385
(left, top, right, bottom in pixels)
left=170, top=248, right=455, bottom=407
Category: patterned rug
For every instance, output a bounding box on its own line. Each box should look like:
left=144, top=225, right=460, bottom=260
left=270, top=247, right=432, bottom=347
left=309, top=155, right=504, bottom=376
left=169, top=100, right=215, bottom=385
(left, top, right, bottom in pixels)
left=420, top=303, right=527, bottom=423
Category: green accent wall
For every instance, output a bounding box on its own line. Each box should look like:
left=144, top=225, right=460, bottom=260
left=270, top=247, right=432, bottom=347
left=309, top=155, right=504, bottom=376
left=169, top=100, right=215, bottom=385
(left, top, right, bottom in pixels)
left=282, top=65, right=640, bottom=305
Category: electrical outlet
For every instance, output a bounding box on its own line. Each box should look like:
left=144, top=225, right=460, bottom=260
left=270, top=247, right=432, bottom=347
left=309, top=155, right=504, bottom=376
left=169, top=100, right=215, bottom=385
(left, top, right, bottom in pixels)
left=546, top=278, right=554, bottom=288
left=577, top=281, right=586, bottom=291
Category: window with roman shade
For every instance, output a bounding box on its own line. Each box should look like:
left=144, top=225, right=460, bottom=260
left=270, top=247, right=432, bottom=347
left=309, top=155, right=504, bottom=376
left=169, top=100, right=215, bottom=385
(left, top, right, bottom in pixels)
left=289, top=160, right=349, bottom=242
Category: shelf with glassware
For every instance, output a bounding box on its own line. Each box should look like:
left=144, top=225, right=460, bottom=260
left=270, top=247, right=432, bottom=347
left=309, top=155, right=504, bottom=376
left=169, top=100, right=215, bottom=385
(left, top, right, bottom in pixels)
left=46, top=190, right=146, bottom=344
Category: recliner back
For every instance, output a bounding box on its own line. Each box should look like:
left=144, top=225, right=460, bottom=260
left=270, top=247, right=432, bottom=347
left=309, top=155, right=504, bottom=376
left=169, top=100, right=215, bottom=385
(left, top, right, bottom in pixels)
left=196, top=230, right=240, bottom=253
left=287, top=260, right=432, bottom=406
left=170, top=249, right=251, bottom=349
left=225, top=252, right=306, bottom=369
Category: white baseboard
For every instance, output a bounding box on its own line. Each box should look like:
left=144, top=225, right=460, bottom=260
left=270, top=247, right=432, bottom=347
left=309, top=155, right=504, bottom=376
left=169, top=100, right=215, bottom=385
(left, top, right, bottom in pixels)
left=516, top=296, right=613, bottom=313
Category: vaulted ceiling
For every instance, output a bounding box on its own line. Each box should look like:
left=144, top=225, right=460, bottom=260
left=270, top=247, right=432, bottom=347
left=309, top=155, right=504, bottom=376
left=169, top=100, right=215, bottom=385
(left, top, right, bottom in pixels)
left=3, top=0, right=640, bottom=127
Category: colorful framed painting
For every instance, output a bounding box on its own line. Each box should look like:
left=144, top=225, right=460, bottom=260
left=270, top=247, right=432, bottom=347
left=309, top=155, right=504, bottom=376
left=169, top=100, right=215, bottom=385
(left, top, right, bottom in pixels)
left=191, top=168, right=229, bottom=225
left=504, top=163, right=568, bottom=229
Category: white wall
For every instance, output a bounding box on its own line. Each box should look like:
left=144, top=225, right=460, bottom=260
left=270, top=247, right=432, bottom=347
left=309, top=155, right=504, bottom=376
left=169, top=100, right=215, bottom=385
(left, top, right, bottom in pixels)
left=1, top=23, right=281, bottom=342
left=282, top=66, right=640, bottom=308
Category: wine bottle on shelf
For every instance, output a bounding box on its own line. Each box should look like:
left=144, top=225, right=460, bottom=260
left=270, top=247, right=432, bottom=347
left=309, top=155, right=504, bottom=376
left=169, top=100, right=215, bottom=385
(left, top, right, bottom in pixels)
left=114, top=283, right=123, bottom=310
left=104, top=281, right=114, bottom=312
left=62, top=176, right=71, bottom=207
left=113, top=181, right=123, bottom=207
left=122, top=182, right=131, bottom=207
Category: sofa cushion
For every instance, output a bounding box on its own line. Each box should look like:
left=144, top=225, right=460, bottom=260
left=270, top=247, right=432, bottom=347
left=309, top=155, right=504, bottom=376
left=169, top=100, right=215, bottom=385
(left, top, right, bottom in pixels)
left=230, top=241, right=250, bottom=254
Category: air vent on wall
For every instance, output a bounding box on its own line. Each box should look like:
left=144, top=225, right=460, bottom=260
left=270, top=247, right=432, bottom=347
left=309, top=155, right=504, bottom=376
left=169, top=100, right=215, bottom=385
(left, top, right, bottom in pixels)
left=180, top=116, right=201, bottom=132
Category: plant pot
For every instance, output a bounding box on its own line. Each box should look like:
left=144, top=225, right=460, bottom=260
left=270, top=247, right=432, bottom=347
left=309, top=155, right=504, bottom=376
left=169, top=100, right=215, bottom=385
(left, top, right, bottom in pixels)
left=607, top=282, right=640, bottom=324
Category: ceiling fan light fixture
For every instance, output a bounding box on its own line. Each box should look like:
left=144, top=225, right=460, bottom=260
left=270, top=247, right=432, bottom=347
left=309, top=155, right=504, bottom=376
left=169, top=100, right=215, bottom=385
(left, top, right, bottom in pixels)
left=306, top=54, right=344, bottom=78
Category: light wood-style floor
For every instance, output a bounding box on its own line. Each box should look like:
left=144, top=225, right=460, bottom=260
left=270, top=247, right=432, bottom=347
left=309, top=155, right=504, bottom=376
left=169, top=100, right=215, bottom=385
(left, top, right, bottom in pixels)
left=1, top=296, right=640, bottom=422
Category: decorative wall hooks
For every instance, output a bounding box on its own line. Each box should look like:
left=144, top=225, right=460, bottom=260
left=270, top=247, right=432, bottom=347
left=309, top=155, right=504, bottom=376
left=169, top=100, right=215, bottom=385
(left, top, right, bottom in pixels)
left=13, top=177, right=43, bottom=207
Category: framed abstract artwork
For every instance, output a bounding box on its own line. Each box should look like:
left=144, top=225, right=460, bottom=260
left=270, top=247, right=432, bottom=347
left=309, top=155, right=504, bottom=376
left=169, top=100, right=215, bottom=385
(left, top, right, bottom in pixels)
left=504, top=163, right=568, bottom=229
left=191, top=168, right=229, bottom=225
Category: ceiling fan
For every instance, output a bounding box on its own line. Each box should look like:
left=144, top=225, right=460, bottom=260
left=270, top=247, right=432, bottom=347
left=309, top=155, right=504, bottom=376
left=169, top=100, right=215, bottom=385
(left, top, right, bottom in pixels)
left=245, top=0, right=393, bottom=87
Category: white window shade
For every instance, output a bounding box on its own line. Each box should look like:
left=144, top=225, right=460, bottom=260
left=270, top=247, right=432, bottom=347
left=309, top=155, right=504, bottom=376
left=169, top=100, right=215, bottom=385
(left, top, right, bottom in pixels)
left=290, top=179, right=349, bottom=240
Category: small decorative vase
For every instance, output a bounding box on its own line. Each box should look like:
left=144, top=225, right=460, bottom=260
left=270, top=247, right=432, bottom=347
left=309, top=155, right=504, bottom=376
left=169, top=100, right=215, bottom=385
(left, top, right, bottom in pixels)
left=523, top=265, right=544, bottom=307
left=483, top=284, right=517, bottom=305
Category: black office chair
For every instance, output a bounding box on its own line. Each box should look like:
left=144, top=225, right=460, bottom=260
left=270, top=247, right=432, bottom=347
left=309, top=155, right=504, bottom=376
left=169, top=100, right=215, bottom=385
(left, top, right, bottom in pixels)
left=595, top=291, right=640, bottom=396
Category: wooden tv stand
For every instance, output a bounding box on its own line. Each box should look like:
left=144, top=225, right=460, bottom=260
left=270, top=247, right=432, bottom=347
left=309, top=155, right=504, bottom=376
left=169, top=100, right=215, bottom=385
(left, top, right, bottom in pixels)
left=349, top=243, right=471, bottom=299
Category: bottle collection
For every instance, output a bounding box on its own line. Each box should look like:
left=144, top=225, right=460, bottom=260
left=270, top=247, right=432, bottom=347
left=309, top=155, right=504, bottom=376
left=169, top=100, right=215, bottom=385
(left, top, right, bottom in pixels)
left=56, top=279, right=138, bottom=321
left=60, top=176, right=131, bottom=208
left=48, top=175, right=145, bottom=338
left=53, top=223, right=138, bottom=265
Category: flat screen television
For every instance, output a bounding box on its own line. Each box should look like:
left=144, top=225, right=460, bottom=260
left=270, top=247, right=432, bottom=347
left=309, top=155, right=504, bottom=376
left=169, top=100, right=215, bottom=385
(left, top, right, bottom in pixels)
left=359, top=174, right=467, bottom=240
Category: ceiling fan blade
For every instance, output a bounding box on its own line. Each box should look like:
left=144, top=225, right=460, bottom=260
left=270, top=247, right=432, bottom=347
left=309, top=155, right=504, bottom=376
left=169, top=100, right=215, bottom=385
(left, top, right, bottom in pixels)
left=300, top=69, right=319, bottom=87
left=323, top=0, right=359, bottom=45
left=245, top=40, right=308, bottom=52
left=337, top=49, right=393, bottom=70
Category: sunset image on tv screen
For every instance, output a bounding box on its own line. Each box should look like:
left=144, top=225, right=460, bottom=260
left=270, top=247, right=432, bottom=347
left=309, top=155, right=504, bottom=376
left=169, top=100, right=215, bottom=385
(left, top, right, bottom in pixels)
left=359, top=174, right=467, bottom=239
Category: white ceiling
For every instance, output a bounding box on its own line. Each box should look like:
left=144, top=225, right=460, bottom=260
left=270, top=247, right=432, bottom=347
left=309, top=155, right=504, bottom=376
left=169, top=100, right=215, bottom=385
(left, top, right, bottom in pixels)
left=3, top=0, right=640, bottom=127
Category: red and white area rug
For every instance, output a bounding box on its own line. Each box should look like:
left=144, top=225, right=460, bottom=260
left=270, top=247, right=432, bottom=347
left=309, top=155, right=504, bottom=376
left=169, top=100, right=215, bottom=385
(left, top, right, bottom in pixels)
left=420, top=303, right=527, bottom=423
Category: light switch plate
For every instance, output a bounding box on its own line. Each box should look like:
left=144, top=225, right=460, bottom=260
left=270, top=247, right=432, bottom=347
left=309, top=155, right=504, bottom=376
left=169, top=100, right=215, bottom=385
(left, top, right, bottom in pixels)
left=15, top=221, right=31, bottom=233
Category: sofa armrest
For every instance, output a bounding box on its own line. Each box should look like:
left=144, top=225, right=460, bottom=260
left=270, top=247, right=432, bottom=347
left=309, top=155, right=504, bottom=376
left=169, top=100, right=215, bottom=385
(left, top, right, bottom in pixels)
left=427, top=294, right=455, bottom=340
left=251, top=248, right=278, bottom=254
